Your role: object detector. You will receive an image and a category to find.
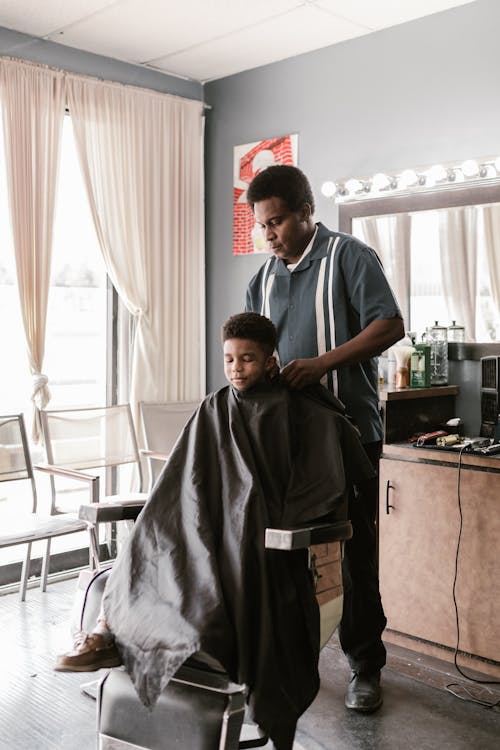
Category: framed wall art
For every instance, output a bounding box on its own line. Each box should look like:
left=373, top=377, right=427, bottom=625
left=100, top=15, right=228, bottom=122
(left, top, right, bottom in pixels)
left=232, top=133, right=298, bottom=255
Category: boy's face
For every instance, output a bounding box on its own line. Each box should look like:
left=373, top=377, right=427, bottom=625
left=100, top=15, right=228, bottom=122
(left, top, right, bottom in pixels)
left=223, top=338, right=274, bottom=392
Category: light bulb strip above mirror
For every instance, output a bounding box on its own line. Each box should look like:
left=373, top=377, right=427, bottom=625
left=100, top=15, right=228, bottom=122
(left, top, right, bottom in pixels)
left=322, top=156, right=500, bottom=202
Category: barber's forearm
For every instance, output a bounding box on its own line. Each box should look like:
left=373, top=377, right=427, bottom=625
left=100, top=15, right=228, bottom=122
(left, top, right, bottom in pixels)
left=318, top=318, right=405, bottom=373
left=280, top=318, right=404, bottom=388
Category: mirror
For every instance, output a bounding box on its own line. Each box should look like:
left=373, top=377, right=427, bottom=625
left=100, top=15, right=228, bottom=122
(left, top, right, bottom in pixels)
left=338, top=183, right=500, bottom=342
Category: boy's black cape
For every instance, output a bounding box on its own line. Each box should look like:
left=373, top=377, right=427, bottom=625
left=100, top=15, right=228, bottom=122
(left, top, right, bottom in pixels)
left=103, top=382, right=374, bottom=750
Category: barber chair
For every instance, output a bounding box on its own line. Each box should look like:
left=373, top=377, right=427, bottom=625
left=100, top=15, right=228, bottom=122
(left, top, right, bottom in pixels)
left=75, top=501, right=352, bottom=750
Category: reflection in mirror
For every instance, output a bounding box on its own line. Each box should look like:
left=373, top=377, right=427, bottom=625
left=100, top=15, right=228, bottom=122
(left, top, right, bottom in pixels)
left=352, top=206, right=500, bottom=341
left=339, top=186, right=500, bottom=343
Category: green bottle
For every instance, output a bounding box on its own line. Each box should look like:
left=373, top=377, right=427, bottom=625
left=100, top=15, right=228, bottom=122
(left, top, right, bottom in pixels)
left=410, top=343, right=431, bottom=388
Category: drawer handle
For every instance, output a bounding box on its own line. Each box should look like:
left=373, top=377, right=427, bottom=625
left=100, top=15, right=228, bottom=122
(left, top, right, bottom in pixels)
left=386, top=480, right=395, bottom=514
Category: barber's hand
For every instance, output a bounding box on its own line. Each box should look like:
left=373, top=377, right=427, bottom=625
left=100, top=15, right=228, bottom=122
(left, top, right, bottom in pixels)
left=280, top=357, right=326, bottom=389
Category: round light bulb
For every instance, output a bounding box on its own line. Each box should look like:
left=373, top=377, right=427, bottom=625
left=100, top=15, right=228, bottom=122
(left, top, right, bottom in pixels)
left=345, top=178, right=363, bottom=194
left=321, top=181, right=337, bottom=198
left=399, top=169, right=418, bottom=188
left=461, top=159, right=479, bottom=177
left=428, top=164, right=447, bottom=182
left=372, top=172, right=390, bottom=190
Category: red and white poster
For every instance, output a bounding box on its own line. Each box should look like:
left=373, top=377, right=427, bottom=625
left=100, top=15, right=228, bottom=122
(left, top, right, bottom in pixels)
left=232, top=134, right=298, bottom=255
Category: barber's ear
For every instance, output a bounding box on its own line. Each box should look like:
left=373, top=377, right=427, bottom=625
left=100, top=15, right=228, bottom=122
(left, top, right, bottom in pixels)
left=300, top=203, right=312, bottom=221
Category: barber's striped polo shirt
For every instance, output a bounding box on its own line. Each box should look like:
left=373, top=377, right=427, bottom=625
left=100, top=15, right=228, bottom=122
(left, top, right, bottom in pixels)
left=245, top=222, right=402, bottom=444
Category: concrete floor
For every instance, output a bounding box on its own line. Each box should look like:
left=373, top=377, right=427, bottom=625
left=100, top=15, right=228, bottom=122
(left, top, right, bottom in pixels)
left=295, top=639, right=500, bottom=750
left=1, top=576, right=499, bottom=750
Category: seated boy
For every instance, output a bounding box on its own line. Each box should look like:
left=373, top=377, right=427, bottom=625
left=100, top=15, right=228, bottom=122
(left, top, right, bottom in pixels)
left=55, top=311, right=279, bottom=673
left=55, top=311, right=372, bottom=750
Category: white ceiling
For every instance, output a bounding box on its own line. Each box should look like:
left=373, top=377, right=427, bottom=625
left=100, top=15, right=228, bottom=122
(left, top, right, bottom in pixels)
left=0, top=0, right=475, bottom=83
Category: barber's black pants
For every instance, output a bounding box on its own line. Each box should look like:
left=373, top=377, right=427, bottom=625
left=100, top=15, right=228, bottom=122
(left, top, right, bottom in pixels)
left=338, top=441, right=387, bottom=675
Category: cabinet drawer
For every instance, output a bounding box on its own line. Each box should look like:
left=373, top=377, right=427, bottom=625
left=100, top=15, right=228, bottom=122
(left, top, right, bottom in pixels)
left=311, top=541, right=342, bottom=606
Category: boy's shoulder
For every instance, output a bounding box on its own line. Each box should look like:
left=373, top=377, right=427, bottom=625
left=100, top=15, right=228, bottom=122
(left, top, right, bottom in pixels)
left=292, top=383, right=346, bottom=415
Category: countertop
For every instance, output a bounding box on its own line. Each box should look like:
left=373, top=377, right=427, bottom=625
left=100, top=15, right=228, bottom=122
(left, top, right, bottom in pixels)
left=379, top=385, right=459, bottom=402
left=382, top=440, right=500, bottom=471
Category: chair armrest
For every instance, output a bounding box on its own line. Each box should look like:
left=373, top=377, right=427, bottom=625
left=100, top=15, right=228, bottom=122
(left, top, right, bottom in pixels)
left=78, top=500, right=145, bottom=524
left=34, top=463, right=100, bottom=504
left=139, top=449, right=170, bottom=462
left=265, top=520, right=352, bottom=550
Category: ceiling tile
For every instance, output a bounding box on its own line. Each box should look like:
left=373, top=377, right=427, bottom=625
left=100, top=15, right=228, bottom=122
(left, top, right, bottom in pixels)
left=314, top=0, right=475, bottom=31
left=0, top=0, right=118, bottom=38
left=152, top=4, right=368, bottom=81
left=0, top=0, right=477, bottom=82
left=42, top=0, right=304, bottom=65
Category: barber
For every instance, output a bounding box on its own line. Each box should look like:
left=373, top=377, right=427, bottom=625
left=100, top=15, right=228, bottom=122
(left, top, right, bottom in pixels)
left=245, top=164, right=404, bottom=713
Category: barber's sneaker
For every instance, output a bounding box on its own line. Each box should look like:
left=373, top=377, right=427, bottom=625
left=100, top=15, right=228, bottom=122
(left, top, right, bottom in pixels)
left=54, top=632, right=122, bottom=672
left=345, top=670, right=382, bottom=713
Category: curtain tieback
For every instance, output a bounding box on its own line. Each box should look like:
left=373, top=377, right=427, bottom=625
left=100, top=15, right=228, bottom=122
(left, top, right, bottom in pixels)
left=32, top=372, right=51, bottom=410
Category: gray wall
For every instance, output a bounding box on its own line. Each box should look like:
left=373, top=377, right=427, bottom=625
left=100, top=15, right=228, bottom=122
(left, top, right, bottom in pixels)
left=204, top=0, right=500, bottom=390
left=0, top=25, right=202, bottom=101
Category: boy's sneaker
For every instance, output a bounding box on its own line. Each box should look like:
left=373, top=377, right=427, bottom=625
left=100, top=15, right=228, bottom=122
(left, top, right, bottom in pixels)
left=54, top=632, right=122, bottom=672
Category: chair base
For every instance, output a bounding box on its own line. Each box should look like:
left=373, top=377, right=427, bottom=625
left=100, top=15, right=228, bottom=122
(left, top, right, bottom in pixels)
left=98, top=666, right=246, bottom=750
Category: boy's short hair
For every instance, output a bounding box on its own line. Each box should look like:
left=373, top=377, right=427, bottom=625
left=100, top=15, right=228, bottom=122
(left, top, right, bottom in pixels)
left=246, top=164, right=315, bottom=214
left=222, top=312, right=277, bottom=356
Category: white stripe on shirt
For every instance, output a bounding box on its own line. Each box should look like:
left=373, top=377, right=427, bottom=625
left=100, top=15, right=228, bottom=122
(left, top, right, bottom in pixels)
left=315, top=256, right=328, bottom=388
left=260, top=258, right=273, bottom=316
left=328, top=236, right=340, bottom=396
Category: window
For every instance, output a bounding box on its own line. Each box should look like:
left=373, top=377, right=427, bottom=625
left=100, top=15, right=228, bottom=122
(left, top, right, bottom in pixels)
left=0, top=115, right=109, bottom=573
left=46, top=117, right=108, bottom=410
left=0, top=116, right=108, bottom=424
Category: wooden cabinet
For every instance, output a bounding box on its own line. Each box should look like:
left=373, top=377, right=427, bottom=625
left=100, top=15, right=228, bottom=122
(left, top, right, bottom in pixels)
left=379, top=444, right=500, bottom=672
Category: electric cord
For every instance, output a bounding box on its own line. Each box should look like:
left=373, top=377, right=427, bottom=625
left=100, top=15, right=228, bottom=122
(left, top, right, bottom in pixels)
left=444, top=444, right=500, bottom=708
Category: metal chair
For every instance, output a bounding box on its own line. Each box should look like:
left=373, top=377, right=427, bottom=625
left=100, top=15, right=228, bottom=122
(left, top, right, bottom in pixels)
left=139, top=400, right=200, bottom=489
left=94, top=520, right=351, bottom=750
left=0, top=414, right=99, bottom=601
left=38, top=404, right=148, bottom=538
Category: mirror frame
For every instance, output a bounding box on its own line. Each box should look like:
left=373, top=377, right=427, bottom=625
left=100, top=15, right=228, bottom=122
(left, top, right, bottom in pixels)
left=338, top=182, right=500, bottom=231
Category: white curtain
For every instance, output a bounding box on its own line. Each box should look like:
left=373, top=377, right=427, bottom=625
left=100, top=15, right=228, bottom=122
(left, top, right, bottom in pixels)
left=65, top=75, right=205, bottom=414
left=0, top=58, right=65, bottom=440
left=482, top=204, right=500, bottom=320
left=359, top=214, right=411, bottom=327
left=438, top=207, right=477, bottom=341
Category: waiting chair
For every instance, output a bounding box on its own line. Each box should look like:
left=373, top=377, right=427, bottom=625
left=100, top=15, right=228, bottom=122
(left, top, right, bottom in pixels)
left=88, top=518, right=352, bottom=750
left=139, top=400, right=200, bottom=489
left=0, top=414, right=99, bottom=601
left=38, top=404, right=148, bottom=537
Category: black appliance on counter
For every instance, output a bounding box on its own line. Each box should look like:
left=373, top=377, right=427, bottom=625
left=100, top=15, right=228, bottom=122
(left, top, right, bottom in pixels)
left=480, top=355, right=500, bottom=438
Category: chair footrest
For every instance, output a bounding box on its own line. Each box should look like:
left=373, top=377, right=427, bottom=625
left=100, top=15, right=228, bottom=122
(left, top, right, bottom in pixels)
left=238, top=724, right=269, bottom=748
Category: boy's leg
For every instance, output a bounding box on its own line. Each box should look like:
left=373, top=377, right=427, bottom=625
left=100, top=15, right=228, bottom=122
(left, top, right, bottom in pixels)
left=55, top=598, right=121, bottom=672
